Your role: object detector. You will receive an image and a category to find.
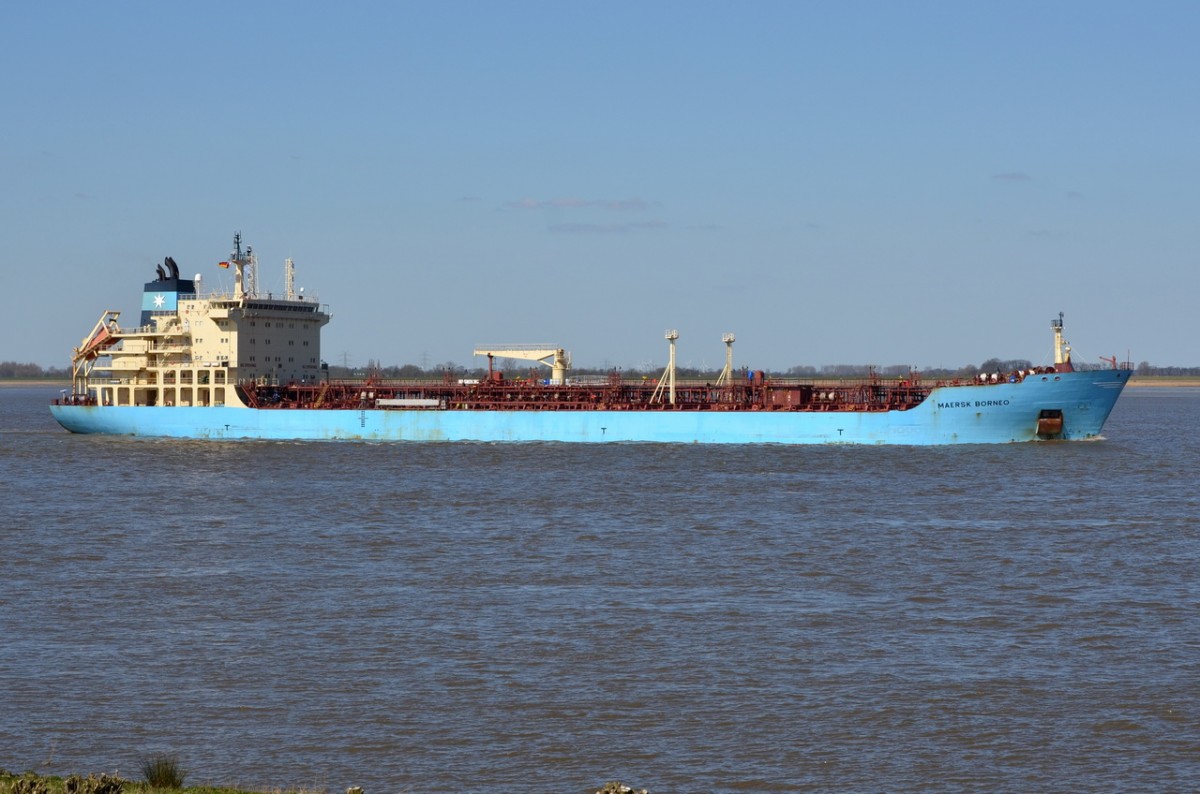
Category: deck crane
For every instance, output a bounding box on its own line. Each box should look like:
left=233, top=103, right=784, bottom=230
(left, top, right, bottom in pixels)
left=473, top=344, right=571, bottom=384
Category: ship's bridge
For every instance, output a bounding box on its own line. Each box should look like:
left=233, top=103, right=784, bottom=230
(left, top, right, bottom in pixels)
left=70, top=234, right=333, bottom=407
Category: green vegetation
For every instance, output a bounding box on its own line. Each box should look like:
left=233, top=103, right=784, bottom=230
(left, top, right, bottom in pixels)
left=0, top=362, right=69, bottom=380
left=138, top=757, right=184, bottom=790
left=0, top=771, right=319, bottom=794
left=1, top=771, right=647, bottom=794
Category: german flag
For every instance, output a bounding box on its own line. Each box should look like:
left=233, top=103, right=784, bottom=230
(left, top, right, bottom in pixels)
left=218, top=261, right=231, bottom=269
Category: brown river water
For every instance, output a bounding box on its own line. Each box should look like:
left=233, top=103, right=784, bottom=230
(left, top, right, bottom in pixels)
left=2, top=386, right=1197, bottom=792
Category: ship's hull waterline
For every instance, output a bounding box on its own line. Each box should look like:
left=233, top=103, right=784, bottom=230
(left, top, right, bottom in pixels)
left=52, top=369, right=1130, bottom=444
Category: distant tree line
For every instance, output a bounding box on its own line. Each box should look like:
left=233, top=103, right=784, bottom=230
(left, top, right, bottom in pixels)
left=0, top=361, right=70, bottom=379
left=6, top=358, right=1199, bottom=380
left=1134, top=362, right=1199, bottom=376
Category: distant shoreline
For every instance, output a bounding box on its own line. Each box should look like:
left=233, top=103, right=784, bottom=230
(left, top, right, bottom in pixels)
left=1126, top=376, right=1200, bottom=388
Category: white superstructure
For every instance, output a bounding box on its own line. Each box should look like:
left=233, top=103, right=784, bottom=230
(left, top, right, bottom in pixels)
left=69, top=234, right=330, bottom=408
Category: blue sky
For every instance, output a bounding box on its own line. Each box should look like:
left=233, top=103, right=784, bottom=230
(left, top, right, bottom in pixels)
left=4, top=1, right=1198, bottom=371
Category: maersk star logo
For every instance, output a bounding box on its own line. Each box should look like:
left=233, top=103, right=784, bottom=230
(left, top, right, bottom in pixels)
left=153, top=294, right=166, bottom=308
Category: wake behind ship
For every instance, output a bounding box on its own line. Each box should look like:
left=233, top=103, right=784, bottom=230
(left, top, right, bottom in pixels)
left=51, top=234, right=1131, bottom=444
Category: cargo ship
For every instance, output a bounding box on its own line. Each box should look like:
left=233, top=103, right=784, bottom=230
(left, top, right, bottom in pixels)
left=51, top=234, right=1130, bottom=444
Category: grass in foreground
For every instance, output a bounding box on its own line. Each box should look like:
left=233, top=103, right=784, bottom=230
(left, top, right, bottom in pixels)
left=139, top=757, right=184, bottom=790
left=0, top=771, right=321, bottom=794
left=1, top=770, right=649, bottom=794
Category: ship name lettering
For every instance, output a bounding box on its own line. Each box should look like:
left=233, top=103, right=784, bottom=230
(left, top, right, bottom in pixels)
left=937, top=399, right=1011, bottom=409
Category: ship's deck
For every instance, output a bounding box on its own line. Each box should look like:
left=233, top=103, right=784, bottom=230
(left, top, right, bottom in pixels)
left=240, top=373, right=950, bottom=413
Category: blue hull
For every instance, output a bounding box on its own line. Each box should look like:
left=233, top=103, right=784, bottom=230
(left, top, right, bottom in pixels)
left=50, top=370, right=1130, bottom=444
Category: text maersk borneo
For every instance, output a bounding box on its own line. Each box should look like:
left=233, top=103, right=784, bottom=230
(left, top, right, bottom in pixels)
left=51, top=235, right=1130, bottom=445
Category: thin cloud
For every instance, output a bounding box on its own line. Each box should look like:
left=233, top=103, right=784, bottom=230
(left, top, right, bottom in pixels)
left=508, top=197, right=658, bottom=211
left=993, top=172, right=1033, bottom=182
left=549, top=221, right=668, bottom=234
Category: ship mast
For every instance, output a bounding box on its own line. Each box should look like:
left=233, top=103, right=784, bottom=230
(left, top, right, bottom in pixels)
left=1052, top=311, right=1073, bottom=371
left=650, top=329, right=679, bottom=405
left=230, top=232, right=256, bottom=301
left=715, top=332, right=736, bottom=386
